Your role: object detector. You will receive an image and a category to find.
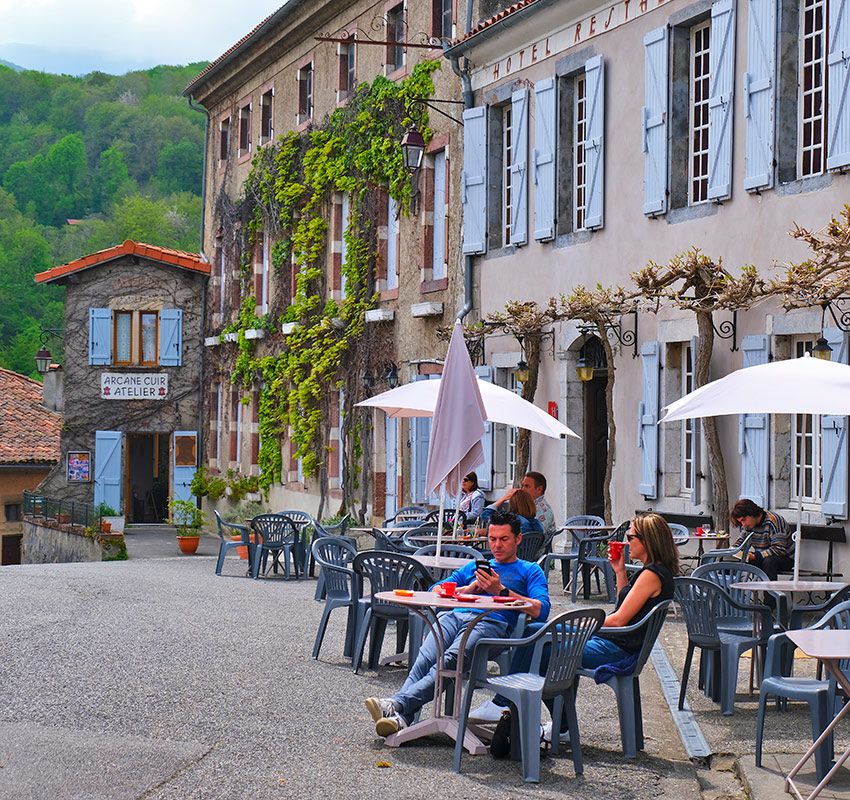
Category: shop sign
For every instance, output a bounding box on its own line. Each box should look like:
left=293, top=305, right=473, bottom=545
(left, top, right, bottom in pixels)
left=101, top=373, right=168, bottom=400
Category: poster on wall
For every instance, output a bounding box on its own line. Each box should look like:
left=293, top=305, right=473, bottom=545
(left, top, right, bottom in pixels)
left=67, top=451, right=91, bottom=483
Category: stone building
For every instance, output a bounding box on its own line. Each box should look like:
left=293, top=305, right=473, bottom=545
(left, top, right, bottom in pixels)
left=447, top=0, right=850, bottom=574
left=35, top=240, right=209, bottom=524
left=0, top=368, right=61, bottom=564
left=183, top=0, right=467, bottom=520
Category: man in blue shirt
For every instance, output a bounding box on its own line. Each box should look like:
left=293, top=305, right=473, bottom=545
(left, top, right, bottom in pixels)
left=365, top=511, right=551, bottom=736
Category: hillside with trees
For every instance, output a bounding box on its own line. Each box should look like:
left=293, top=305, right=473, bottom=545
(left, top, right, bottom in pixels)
left=0, top=63, right=207, bottom=377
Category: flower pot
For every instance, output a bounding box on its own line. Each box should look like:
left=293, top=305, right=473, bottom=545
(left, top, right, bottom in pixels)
left=177, top=535, right=201, bottom=555
left=104, top=515, right=125, bottom=534
left=101, top=520, right=112, bottom=534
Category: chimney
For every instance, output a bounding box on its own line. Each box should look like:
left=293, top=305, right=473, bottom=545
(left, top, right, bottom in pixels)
left=42, top=365, right=64, bottom=413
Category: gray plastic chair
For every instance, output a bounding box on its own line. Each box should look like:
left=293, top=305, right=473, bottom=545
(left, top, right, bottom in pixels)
left=454, top=608, right=606, bottom=782
left=692, top=561, right=780, bottom=632
left=668, top=522, right=690, bottom=546
left=541, top=515, right=605, bottom=590
left=576, top=600, right=672, bottom=757
left=699, top=532, right=753, bottom=565
left=251, top=513, right=300, bottom=579
left=311, top=537, right=360, bottom=660
left=213, top=510, right=255, bottom=576
left=787, top=584, right=850, bottom=631
left=363, top=527, right=406, bottom=553
left=674, top=577, right=771, bottom=715
left=755, top=600, right=850, bottom=780
left=383, top=506, right=428, bottom=527
left=275, top=509, right=316, bottom=575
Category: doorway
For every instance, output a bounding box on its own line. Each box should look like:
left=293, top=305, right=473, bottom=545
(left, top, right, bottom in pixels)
left=127, top=433, right=170, bottom=523
left=581, top=336, right=609, bottom=519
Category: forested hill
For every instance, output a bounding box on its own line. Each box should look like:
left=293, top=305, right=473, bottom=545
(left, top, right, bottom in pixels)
left=0, top=62, right=208, bottom=377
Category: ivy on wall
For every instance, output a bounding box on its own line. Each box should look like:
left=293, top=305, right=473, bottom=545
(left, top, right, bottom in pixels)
left=222, top=60, right=440, bottom=497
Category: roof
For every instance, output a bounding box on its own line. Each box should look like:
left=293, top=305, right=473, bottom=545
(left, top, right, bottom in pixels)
left=0, top=369, right=61, bottom=466
left=453, top=0, right=538, bottom=47
left=35, top=240, right=210, bottom=285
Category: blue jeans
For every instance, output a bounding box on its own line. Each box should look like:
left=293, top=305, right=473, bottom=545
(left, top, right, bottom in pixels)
left=392, top=611, right=509, bottom=724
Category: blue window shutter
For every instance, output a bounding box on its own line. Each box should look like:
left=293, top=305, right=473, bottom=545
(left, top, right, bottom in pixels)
left=89, top=308, right=112, bottom=366
left=385, top=417, right=398, bottom=519
left=475, top=365, right=494, bottom=491
left=827, top=0, right=850, bottom=170
left=584, top=55, right=606, bottom=229
left=743, top=0, right=777, bottom=190
left=159, top=309, right=183, bottom=367
left=690, top=335, right=702, bottom=506
left=94, top=430, right=122, bottom=512
left=638, top=341, right=661, bottom=498
left=707, top=0, right=736, bottom=200
left=739, top=334, right=770, bottom=506
left=510, top=89, right=529, bottom=245
left=410, top=376, right=434, bottom=503
left=643, top=27, right=669, bottom=215
left=533, top=78, right=556, bottom=241
left=462, top=106, right=487, bottom=254
left=821, top=328, right=848, bottom=517
left=172, top=431, right=197, bottom=507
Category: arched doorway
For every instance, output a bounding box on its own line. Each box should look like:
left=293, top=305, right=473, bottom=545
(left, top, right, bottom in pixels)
left=579, top=337, right=608, bottom=519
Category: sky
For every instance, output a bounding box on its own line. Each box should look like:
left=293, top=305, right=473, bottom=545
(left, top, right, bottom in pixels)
left=0, top=0, right=286, bottom=75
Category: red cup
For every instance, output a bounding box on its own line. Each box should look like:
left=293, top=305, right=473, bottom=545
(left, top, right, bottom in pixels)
left=608, top=541, right=625, bottom=561
left=696, top=527, right=704, bottom=537
left=441, top=582, right=457, bottom=596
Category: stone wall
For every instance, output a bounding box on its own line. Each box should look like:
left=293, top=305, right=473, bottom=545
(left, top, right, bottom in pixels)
left=22, top=520, right=103, bottom=563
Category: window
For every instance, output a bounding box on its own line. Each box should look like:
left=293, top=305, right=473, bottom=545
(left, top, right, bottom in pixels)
left=386, top=195, right=399, bottom=290
left=238, top=103, right=251, bottom=156
left=298, top=63, right=313, bottom=123
left=114, top=311, right=133, bottom=364
left=386, top=4, right=405, bottom=73
left=260, top=89, right=274, bottom=144
left=4, top=503, right=22, bottom=522
left=506, top=372, right=520, bottom=485
left=681, top=343, right=695, bottom=494
left=502, top=104, right=513, bottom=246
left=792, top=337, right=823, bottom=504
left=800, top=0, right=827, bottom=176
left=689, top=21, right=711, bottom=203
left=219, top=117, right=230, bottom=161
left=432, top=0, right=453, bottom=40
left=219, top=245, right=226, bottom=315
left=430, top=150, right=447, bottom=280
left=338, top=43, right=356, bottom=98
left=140, top=312, right=158, bottom=365
left=573, top=74, right=587, bottom=230
left=107, top=310, right=166, bottom=366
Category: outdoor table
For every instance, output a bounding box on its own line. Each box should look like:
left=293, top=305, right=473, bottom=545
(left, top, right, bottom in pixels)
left=784, top=629, right=850, bottom=800
left=374, top=589, right=532, bottom=755
left=408, top=535, right=489, bottom=546
left=687, top=532, right=729, bottom=560
left=730, top=580, right=847, bottom=628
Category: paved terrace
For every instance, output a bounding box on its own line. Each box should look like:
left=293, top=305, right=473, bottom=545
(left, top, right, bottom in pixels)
left=0, top=530, right=847, bottom=799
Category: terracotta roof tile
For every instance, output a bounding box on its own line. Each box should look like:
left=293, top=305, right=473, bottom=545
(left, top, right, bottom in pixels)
left=453, top=0, right=538, bottom=46
left=34, top=240, right=210, bottom=284
left=0, top=369, right=61, bottom=465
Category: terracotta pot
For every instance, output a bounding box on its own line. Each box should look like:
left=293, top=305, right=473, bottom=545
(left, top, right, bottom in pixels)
left=177, top=535, right=201, bottom=555
left=233, top=532, right=259, bottom=559
left=101, top=520, right=112, bottom=534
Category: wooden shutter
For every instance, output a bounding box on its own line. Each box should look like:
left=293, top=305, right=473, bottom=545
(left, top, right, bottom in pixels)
left=643, top=27, right=669, bottom=215
left=743, top=0, right=777, bottom=189
left=638, top=341, right=661, bottom=498
left=158, top=309, right=183, bottom=367
left=707, top=0, right=736, bottom=200
left=462, top=106, right=487, bottom=254
left=432, top=150, right=447, bottom=279
left=827, top=0, right=850, bottom=170
left=510, top=89, right=529, bottom=245
left=533, top=77, right=557, bottom=241
left=385, top=417, right=398, bottom=519
left=739, top=335, right=770, bottom=506
left=821, top=328, right=848, bottom=517
left=89, top=308, right=112, bottom=365
left=172, top=431, right=197, bottom=507
left=475, top=365, right=494, bottom=491
left=94, top=430, right=122, bottom=512
left=584, top=55, right=605, bottom=229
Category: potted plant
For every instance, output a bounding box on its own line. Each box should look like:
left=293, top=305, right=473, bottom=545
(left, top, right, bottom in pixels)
left=96, top=502, right=125, bottom=534
left=168, top=498, right=206, bottom=555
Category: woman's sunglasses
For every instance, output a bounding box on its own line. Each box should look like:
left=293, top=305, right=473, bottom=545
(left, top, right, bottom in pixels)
left=626, top=533, right=642, bottom=542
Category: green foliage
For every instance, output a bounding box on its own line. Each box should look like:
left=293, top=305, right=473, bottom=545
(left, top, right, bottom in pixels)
left=168, top=498, right=205, bottom=535
left=190, top=466, right=227, bottom=501
left=95, top=502, right=119, bottom=516
left=226, top=471, right=260, bottom=504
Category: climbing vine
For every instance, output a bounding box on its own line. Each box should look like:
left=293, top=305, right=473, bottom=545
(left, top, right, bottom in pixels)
left=220, top=60, right=440, bottom=501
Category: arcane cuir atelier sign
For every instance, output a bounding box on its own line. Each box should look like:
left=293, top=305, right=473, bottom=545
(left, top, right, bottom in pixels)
left=101, top=373, right=169, bottom=400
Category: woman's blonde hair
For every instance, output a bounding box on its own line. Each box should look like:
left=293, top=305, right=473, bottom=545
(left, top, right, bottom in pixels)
left=631, top=513, right=679, bottom=573
left=509, top=489, right=537, bottom=520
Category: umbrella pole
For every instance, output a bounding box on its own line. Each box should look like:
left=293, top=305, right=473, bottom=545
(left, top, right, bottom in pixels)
left=436, top=482, right=446, bottom=560
left=793, top=415, right=806, bottom=583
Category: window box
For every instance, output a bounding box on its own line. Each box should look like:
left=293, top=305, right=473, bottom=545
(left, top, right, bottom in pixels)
left=281, top=322, right=300, bottom=335
left=365, top=308, right=395, bottom=323
left=204, top=336, right=221, bottom=347
left=223, top=332, right=238, bottom=343
left=244, top=328, right=265, bottom=340
left=410, top=302, right=443, bottom=318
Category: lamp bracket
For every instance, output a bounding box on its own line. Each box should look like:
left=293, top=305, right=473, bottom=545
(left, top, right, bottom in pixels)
left=710, top=309, right=738, bottom=351
left=576, top=309, right=638, bottom=358
left=315, top=16, right=446, bottom=50
left=823, top=298, right=850, bottom=333
left=39, top=327, right=63, bottom=346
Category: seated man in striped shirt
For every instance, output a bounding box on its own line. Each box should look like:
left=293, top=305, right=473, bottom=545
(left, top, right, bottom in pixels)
left=729, top=498, right=793, bottom=580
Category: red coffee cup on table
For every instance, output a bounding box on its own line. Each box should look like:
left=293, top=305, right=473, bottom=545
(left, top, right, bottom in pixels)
left=608, top=541, right=625, bottom=561
left=696, top=527, right=704, bottom=537
left=441, top=582, right=457, bottom=596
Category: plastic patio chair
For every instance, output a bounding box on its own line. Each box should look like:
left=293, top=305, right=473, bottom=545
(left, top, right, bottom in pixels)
left=755, top=600, right=850, bottom=780
left=540, top=515, right=605, bottom=591
left=576, top=600, right=672, bottom=757
left=251, top=513, right=300, bottom=579
left=787, top=584, right=850, bottom=632
left=311, top=537, right=361, bottom=661
left=516, top=530, right=546, bottom=562
left=351, top=551, right=432, bottom=673
left=363, top=527, right=406, bottom=553
left=275, top=509, right=316, bottom=575
left=423, top=508, right=468, bottom=529
left=692, top=561, right=781, bottom=631
left=699, top=532, right=754, bottom=566
left=213, top=510, right=256, bottom=576
left=454, top=608, right=606, bottom=782
left=674, top=577, right=772, bottom=715
left=573, top=528, right=619, bottom=603
left=307, top=514, right=351, bottom=577
left=669, top=522, right=690, bottom=546
left=383, top=506, right=428, bottom=527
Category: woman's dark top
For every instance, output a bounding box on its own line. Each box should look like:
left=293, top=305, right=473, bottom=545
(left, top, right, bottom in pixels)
left=604, top=563, right=674, bottom=653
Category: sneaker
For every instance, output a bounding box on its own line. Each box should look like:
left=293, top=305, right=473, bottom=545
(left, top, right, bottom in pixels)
left=469, top=699, right=506, bottom=723
left=541, top=720, right=570, bottom=745
left=375, top=710, right=408, bottom=737
left=365, top=697, right=396, bottom=723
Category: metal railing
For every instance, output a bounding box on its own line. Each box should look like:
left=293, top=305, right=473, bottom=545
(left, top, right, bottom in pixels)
left=23, top=491, right=99, bottom=530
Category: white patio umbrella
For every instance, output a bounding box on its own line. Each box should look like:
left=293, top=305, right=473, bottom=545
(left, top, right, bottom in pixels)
left=659, top=353, right=850, bottom=581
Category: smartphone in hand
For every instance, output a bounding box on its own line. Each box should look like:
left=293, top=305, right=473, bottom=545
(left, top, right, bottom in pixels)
left=475, top=560, right=494, bottom=575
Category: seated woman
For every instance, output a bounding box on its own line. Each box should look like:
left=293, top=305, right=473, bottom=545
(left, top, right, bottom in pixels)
left=458, top=472, right=486, bottom=520
left=477, top=489, right=543, bottom=534
left=473, top=512, right=677, bottom=733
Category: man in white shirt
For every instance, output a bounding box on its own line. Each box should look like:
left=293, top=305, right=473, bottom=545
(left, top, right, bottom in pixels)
left=491, top=471, right=555, bottom=534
